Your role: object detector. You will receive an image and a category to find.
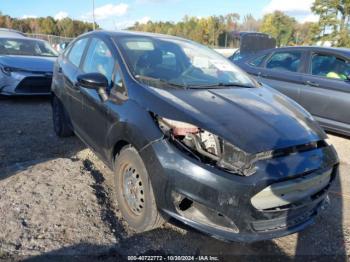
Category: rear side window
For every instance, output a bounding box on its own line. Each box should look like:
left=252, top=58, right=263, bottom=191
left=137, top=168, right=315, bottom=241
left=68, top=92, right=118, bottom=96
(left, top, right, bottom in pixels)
left=311, top=53, right=350, bottom=80
left=231, top=51, right=244, bottom=62
left=68, top=38, right=89, bottom=67
left=249, top=54, right=268, bottom=67
left=266, top=51, right=302, bottom=72
left=82, top=38, right=115, bottom=85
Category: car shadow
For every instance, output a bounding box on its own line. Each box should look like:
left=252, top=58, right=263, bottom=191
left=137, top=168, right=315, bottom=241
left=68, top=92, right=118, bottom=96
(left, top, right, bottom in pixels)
left=15, top=159, right=291, bottom=262
left=20, top=228, right=292, bottom=262
left=294, top=172, right=347, bottom=260
left=0, top=95, right=86, bottom=180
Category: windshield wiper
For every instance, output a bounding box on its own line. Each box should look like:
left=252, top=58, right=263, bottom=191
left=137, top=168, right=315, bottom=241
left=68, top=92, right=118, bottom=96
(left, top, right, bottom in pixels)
left=135, top=75, right=187, bottom=89
left=188, top=82, right=254, bottom=89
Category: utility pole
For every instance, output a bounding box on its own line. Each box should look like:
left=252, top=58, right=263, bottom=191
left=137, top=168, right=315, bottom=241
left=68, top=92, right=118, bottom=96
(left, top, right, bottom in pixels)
left=92, top=0, right=96, bottom=30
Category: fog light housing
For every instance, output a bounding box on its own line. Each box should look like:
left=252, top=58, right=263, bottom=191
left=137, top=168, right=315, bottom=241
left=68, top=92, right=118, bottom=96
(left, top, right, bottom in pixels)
left=172, top=191, right=239, bottom=233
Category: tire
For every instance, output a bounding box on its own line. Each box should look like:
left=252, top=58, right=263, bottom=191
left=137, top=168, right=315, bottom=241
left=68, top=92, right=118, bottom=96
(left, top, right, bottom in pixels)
left=52, top=96, right=74, bottom=137
left=114, top=146, right=164, bottom=232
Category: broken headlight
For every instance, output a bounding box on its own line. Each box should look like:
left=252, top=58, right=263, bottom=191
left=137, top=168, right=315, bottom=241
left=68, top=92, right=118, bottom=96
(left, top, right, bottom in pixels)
left=157, top=117, right=256, bottom=176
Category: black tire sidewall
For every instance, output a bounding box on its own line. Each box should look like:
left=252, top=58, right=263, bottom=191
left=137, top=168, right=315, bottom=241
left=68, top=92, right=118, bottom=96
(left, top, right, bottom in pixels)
left=52, top=96, right=63, bottom=135
left=52, top=96, right=73, bottom=137
left=114, top=146, right=158, bottom=232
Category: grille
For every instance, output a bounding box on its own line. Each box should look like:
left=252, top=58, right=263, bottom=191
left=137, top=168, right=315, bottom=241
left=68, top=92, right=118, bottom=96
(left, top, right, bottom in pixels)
left=252, top=208, right=316, bottom=232
left=251, top=168, right=332, bottom=210
left=15, top=76, right=52, bottom=94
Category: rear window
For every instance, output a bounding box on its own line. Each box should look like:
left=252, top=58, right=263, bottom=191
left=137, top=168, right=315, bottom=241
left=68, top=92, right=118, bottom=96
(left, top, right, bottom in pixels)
left=266, top=51, right=302, bottom=72
left=248, top=54, right=268, bottom=67
left=0, top=38, right=58, bottom=57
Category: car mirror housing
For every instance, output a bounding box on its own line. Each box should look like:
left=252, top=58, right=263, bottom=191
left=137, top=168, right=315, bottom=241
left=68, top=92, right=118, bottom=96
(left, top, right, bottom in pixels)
left=77, top=73, right=108, bottom=90
left=77, top=73, right=109, bottom=101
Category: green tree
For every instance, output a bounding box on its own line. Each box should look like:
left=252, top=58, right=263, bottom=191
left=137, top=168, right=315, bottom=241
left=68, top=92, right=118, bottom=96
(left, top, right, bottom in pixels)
left=0, top=11, right=96, bottom=37
left=312, top=0, right=350, bottom=46
left=39, top=16, right=57, bottom=35
left=240, top=14, right=261, bottom=32
left=294, top=22, right=319, bottom=45
left=260, top=11, right=296, bottom=47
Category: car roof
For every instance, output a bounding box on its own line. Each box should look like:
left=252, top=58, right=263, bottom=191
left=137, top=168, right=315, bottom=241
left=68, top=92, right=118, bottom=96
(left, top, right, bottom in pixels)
left=0, top=28, right=26, bottom=38
left=80, top=29, right=193, bottom=42
left=0, top=36, right=48, bottom=43
left=263, top=46, right=350, bottom=57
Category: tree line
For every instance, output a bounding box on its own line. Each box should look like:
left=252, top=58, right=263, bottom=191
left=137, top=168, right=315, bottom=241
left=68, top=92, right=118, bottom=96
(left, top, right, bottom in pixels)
left=1, top=0, right=349, bottom=47
left=129, top=0, right=350, bottom=48
left=0, top=12, right=97, bottom=37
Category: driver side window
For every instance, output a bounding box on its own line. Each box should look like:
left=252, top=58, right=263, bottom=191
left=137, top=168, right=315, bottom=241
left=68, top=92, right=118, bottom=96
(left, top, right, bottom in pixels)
left=311, top=53, right=350, bottom=80
left=82, top=38, right=115, bottom=85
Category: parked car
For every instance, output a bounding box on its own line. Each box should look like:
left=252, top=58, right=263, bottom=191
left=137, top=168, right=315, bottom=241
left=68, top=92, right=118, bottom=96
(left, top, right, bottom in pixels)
left=51, top=30, right=338, bottom=242
left=229, top=32, right=276, bottom=62
left=231, top=46, right=350, bottom=136
left=0, top=36, right=58, bottom=95
left=0, top=28, right=26, bottom=38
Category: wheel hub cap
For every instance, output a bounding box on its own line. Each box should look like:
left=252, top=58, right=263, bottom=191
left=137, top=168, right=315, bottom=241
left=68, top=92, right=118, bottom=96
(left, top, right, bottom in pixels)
left=122, top=165, right=145, bottom=216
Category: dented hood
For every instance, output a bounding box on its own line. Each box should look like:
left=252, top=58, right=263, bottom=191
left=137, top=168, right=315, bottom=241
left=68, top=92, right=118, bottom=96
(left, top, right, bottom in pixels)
left=140, top=85, right=326, bottom=154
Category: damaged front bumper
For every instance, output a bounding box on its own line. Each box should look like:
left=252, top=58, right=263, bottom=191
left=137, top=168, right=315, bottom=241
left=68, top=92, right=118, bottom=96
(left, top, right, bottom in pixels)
left=140, top=137, right=339, bottom=242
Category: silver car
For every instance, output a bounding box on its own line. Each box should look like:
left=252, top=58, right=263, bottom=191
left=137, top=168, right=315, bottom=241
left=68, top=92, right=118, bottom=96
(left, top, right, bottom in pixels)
left=0, top=36, right=58, bottom=95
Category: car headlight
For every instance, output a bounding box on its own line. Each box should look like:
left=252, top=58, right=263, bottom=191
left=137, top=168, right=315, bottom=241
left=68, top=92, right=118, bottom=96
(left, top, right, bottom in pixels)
left=0, top=64, right=13, bottom=76
left=157, top=117, right=256, bottom=176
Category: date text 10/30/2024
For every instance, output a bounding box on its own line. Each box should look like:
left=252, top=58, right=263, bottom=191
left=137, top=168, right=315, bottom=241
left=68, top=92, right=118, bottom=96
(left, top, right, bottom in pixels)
left=127, top=255, right=220, bottom=261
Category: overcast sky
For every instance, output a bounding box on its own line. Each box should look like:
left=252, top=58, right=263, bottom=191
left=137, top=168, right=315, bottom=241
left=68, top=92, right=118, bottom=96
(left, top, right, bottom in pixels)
left=1, top=0, right=318, bottom=30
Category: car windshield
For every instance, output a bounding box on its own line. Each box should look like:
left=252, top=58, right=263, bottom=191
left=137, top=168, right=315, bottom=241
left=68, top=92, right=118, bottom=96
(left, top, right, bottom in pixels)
left=230, top=50, right=248, bottom=62
left=116, top=35, right=255, bottom=88
left=0, top=38, right=58, bottom=57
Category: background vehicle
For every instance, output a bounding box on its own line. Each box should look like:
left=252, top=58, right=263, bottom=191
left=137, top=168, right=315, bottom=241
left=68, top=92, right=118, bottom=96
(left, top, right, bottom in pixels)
left=232, top=46, right=350, bottom=137
left=0, top=36, right=58, bottom=95
left=52, top=30, right=338, bottom=243
left=229, top=32, right=276, bottom=62
left=0, top=28, right=26, bottom=38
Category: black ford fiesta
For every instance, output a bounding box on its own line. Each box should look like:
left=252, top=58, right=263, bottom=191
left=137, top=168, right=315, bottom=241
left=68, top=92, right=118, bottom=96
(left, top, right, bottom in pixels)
left=51, top=30, right=338, bottom=242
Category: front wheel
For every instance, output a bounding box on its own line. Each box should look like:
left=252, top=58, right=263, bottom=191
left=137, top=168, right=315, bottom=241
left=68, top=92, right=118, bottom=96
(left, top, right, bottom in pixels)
left=52, top=96, right=74, bottom=137
left=114, top=146, right=164, bottom=232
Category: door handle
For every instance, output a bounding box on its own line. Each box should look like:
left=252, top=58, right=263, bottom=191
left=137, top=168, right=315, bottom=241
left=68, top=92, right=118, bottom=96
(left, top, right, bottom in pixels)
left=306, top=81, right=319, bottom=87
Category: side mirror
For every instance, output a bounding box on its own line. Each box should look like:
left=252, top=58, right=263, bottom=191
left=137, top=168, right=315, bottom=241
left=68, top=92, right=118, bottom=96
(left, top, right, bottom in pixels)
left=77, top=73, right=109, bottom=101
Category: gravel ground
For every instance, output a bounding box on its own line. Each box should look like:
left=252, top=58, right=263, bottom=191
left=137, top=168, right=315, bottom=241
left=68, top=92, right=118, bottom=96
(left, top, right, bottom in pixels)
left=0, top=96, right=349, bottom=261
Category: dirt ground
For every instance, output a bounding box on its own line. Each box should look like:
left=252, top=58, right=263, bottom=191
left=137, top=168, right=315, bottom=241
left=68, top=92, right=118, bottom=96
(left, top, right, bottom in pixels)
left=0, top=96, right=349, bottom=261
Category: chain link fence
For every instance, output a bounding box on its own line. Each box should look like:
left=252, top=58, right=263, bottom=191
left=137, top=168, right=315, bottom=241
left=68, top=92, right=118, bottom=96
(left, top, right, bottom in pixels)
left=25, top=33, right=74, bottom=46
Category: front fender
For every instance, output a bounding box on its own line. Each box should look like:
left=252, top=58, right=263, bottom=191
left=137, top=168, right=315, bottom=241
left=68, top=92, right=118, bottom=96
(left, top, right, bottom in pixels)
left=105, top=99, right=163, bottom=165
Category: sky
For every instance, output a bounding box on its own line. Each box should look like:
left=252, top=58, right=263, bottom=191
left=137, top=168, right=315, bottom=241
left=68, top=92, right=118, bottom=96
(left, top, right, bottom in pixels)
left=0, top=0, right=318, bottom=30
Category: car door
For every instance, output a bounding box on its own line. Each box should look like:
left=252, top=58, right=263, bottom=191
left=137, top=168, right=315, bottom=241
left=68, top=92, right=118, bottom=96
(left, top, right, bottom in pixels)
left=255, top=50, right=306, bottom=103
left=300, top=51, right=350, bottom=133
left=77, top=37, right=118, bottom=155
left=61, top=37, right=90, bottom=134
